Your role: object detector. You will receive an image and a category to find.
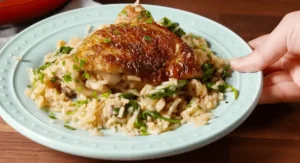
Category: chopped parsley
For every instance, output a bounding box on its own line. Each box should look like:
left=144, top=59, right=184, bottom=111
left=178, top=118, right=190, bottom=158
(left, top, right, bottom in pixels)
left=82, top=70, right=91, bottom=79
left=73, top=56, right=79, bottom=63
left=113, top=108, right=120, bottom=115
left=59, top=46, right=73, bottom=54
left=159, top=17, right=186, bottom=37
left=62, top=61, right=66, bottom=66
left=144, top=35, right=152, bottom=41
left=125, top=100, right=140, bottom=111
left=103, top=38, right=111, bottom=43
left=49, top=112, right=56, bottom=119
left=72, top=64, right=79, bottom=70
left=141, top=110, right=181, bottom=123
left=63, top=72, right=72, bottom=82
left=50, top=77, right=57, bottom=83
left=39, top=73, right=45, bottom=83
left=120, top=93, right=137, bottom=100
left=113, top=30, right=120, bottom=35
left=27, top=84, right=31, bottom=88
left=66, top=110, right=77, bottom=115
left=101, top=90, right=111, bottom=98
left=91, top=91, right=98, bottom=99
left=218, top=84, right=239, bottom=99
left=64, top=124, right=76, bottom=130
left=177, top=80, right=187, bottom=88
left=221, top=65, right=231, bottom=80
left=143, top=10, right=152, bottom=18
left=33, top=60, right=55, bottom=75
left=146, top=19, right=153, bottom=24
left=79, top=59, right=86, bottom=68
left=120, top=10, right=127, bottom=15
left=147, top=86, right=176, bottom=99
left=74, top=100, right=88, bottom=107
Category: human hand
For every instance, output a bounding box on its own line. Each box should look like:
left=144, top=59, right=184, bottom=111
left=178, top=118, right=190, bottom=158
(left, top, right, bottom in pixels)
left=230, top=11, right=300, bottom=104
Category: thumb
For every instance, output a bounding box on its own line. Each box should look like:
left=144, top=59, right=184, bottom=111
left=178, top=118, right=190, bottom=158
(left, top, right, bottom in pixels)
left=230, top=15, right=293, bottom=72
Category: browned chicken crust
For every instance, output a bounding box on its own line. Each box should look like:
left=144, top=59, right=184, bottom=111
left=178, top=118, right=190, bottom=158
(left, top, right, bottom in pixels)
left=73, top=5, right=202, bottom=84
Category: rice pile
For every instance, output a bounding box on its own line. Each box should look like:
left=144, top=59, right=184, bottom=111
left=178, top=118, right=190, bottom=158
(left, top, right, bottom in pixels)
left=25, top=24, right=237, bottom=136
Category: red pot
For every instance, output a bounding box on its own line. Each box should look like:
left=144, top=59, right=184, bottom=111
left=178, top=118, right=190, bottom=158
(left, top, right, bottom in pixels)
left=0, top=0, right=69, bottom=27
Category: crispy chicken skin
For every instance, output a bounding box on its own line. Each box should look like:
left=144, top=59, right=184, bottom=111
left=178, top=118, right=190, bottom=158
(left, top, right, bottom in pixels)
left=73, top=4, right=202, bottom=84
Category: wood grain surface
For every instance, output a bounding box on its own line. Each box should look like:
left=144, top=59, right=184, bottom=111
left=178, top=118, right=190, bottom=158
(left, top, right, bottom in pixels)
left=1, top=0, right=300, bottom=162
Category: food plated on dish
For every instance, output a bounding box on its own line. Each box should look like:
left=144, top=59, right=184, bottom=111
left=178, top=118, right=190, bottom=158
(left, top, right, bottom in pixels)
left=0, top=1, right=262, bottom=160
left=25, top=3, right=238, bottom=136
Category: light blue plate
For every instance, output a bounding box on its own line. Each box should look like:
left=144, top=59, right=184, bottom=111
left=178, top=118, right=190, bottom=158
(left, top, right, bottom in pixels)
left=0, top=4, right=262, bottom=160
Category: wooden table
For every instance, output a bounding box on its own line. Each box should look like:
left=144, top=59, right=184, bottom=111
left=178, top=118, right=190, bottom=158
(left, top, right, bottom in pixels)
left=1, top=0, right=300, bottom=162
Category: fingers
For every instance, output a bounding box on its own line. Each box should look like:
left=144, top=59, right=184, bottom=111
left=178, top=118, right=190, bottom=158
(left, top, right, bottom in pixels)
left=263, top=71, right=293, bottom=87
left=248, top=34, right=269, bottom=49
left=259, top=82, right=300, bottom=104
left=230, top=16, right=291, bottom=72
left=263, top=59, right=284, bottom=76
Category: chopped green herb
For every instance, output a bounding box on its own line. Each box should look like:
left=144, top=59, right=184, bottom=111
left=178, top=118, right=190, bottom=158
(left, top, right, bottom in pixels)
left=221, top=65, right=231, bottom=80
left=120, top=93, right=137, bottom=100
left=41, top=108, right=49, bottom=113
left=125, top=100, right=140, bottom=110
left=72, top=64, right=80, bottom=70
left=101, top=90, right=111, bottom=98
left=113, top=108, right=120, bottom=115
left=144, top=35, right=152, bottom=41
left=27, top=84, right=32, bottom=88
left=218, top=84, right=239, bottom=99
left=146, top=19, right=153, bottom=24
left=49, top=112, right=56, bottom=119
left=63, top=72, right=72, bottom=82
left=187, top=100, right=193, bottom=108
left=82, top=70, right=91, bottom=79
left=66, top=110, right=77, bottom=115
left=141, top=110, right=180, bottom=123
left=201, top=67, right=215, bottom=83
left=167, top=22, right=179, bottom=31
left=39, top=73, right=45, bottom=83
left=177, top=80, right=187, bottom=88
left=33, top=60, right=55, bottom=75
left=120, top=10, right=127, bottom=15
left=79, top=59, right=86, bottom=68
left=134, top=118, right=148, bottom=136
left=103, top=38, right=111, bottom=43
left=175, top=28, right=186, bottom=37
left=51, top=72, right=56, bottom=75
left=75, top=100, right=88, bottom=107
left=59, top=46, right=73, bottom=54
left=73, top=56, right=79, bottom=62
left=201, top=63, right=213, bottom=72
left=113, top=30, right=120, bottom=35
left=161, top=17, right=172, bottom=26
left=140, top=127, right=148, bottom=136
left=62, top=61, right=66, bottom=66
left=205, top=82, right=214, bottom=90
left=147, top=86, right=176, bottom=99
left=159, top=17, right=186, bottom=37
left=50, top=77, right=57, bottom=83
left=64, top=125, right=76, bottom=130
left=143, top=10, right=152, bottom=18
left=91, top=91, right=98, bottom=99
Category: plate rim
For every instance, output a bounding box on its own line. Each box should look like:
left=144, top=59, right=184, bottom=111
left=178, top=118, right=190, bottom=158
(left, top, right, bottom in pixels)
left=0, top=4, right=263, bottom=160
